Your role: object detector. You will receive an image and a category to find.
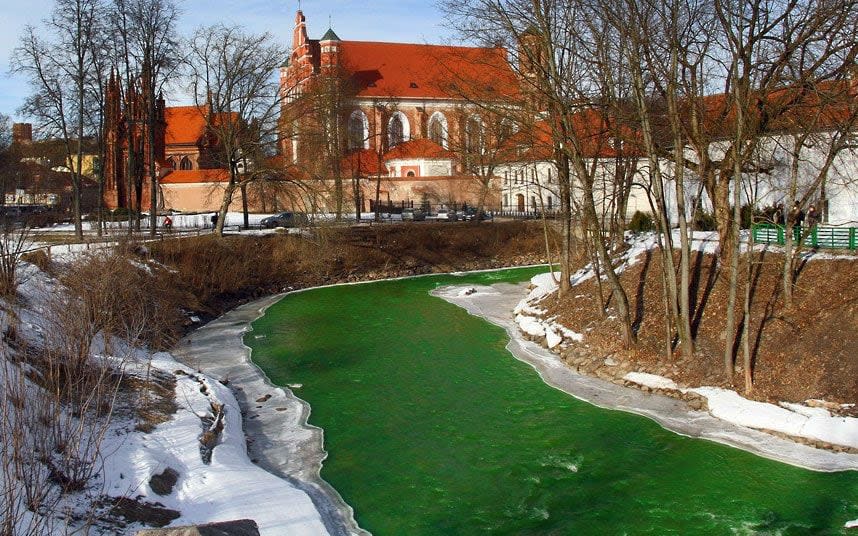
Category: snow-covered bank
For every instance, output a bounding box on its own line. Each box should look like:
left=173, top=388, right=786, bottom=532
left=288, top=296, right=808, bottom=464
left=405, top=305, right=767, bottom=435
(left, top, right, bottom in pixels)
left=2, top=263, right=335, bottom=535
left=100, top=352, right=330, bottom=535
left=433, top=282, right=858, bottom=472
left=507, top=230, right=858, bottom=452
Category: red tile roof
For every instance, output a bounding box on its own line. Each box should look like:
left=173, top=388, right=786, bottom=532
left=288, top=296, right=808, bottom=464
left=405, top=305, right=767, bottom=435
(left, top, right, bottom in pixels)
left=503, top=111, right=641, bottom=163
left=164, top=106, right=239, bottom=146
left=338, top=41, right=520, bottom=101
left=160, top=169, right=230, bottom=184
left=384, top=139, right=454, bottom=161
left=164, top=106, right=208, bottom=145
left=341, top=149, right=389, bottom=176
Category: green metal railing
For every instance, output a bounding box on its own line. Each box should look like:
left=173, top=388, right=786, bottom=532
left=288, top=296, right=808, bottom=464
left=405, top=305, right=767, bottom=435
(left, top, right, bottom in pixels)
left=752, top=223, right=858, bottom=250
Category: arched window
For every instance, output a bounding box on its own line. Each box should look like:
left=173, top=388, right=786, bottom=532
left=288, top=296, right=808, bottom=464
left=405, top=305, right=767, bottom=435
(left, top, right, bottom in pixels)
left=465, top=115, right=483, bottom=155
left=427, top=112, right=448, bottom=148
left=499, top=118, right=515, bottom=140
left=167, top=157, right=176, bottom=170
left=406, top=170, right=416, bottom=177
left=348, top=110, right=369, bottom=150
left=388, top=111, right=410, bottom=147
left=180, top=156, right=192, bottom=170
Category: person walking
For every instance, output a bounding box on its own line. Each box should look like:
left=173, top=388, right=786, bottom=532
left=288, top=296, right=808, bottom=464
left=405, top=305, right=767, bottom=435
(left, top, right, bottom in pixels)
left=163, top=215, right=173, bottom=232
left=806, top=205, right=820, bottom=228
left=788, top=202, right=805, bottom=242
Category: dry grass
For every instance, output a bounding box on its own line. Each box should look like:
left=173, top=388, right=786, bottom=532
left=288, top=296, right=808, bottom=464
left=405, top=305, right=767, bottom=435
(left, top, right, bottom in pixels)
left=149, top=221, right=552, bottom=316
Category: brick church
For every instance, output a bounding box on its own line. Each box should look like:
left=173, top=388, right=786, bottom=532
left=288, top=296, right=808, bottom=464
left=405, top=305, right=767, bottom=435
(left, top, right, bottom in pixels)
left=103, top=10, right=525, bottom=214
left=102, top=71, right=231, bottom=212
left=280, top=10, right=522, bottom=211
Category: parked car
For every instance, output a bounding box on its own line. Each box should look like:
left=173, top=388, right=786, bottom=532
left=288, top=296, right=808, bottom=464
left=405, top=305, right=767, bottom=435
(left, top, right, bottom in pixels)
left=435, top=208, right=458, bottom=222
left=461, top=207, right=494, bottom=221
left=401, top=208, right=426, bottom=221
left=260, top=211, right=309, bottom=228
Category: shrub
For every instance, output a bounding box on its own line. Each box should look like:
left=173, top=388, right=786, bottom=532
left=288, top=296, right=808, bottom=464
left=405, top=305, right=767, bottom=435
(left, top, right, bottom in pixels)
left=740, top=204, right=766, bottom=229
left=627, top=211, right=654, bottom=233
left=693, top=209, right=717, bottom=231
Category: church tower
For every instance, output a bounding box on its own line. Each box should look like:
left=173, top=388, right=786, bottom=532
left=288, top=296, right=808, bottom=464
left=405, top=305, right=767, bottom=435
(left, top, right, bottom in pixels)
left=319, top=27, right=341, bottom=73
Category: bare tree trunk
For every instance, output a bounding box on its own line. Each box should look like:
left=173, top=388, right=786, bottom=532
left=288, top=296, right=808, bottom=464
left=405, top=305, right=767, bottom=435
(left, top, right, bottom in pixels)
left=557, top=151, right=572, bottom=294
left=742, top=227, right=754, bottom=393
left=241, top=182, right=249, bottom=229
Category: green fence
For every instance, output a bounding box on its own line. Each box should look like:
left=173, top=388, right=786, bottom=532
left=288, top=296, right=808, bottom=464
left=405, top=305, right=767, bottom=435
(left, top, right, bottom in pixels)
left=751, top=223, right=858, bottom=250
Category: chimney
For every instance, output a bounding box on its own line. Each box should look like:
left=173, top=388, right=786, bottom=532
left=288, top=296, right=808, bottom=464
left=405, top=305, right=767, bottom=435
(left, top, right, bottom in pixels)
left=12, top=123, right=33, bottom=145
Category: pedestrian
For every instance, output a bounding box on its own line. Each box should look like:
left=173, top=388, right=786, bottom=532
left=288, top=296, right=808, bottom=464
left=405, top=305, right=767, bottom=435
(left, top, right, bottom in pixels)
left=789, top=202, right=805, bottom=241
left=163, top=215, right=173, bottom=232
left=210, top=212, right=218, bottom=229
left=806, top=204, right=820, bottom=228
left=789, top=202, right=805, bottom=227
left=774, top=203, right=784, bottom=225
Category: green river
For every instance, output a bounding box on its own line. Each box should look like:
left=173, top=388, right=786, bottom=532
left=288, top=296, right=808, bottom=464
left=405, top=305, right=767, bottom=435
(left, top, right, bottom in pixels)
left=247, top=267, right=858, bottom=535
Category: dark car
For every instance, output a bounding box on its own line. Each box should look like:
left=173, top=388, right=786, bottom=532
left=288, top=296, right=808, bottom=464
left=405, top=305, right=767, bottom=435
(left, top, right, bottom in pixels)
left=260, top=211, right=309, bottom=228
left=461, top=207, right=494, bottom=221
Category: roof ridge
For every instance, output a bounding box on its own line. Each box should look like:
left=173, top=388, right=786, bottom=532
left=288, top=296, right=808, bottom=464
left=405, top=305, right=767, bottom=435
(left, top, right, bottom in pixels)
left=341, top=40, right=506, bottom=51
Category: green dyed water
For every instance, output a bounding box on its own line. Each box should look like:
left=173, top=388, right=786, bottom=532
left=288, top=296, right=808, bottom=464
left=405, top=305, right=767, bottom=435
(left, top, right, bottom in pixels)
left=247, top=268, right=858, bottom=535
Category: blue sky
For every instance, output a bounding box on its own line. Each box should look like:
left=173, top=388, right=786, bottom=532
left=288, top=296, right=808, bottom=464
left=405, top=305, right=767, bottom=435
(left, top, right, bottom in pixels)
left=0, top=0, right=455, bottom=122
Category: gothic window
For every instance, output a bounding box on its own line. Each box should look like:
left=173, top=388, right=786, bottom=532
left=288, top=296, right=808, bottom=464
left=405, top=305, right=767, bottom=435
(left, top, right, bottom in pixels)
left=180, top=156, right=192, bottom=170
left=348, top=110, right=369, bottom=150
left=465, top=115, right=484, bottom=155
left=427, top=112, right=448, bottom=148
left=167, top=157, right=176, bottom=170
left=388, top=111, right=410, bottom=147
left=499, top=118, right=515, bottom=140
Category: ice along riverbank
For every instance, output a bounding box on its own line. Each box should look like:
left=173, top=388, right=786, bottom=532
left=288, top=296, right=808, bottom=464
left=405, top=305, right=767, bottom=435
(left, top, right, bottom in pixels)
left=171, top=294, right=366, bottom=536
left=432, top=281, right=858, bottom=472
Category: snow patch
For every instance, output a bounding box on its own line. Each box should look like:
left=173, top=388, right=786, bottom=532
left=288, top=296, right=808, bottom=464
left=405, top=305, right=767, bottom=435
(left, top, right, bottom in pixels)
left=691, top=387, right=858, bottom=449
left=623, top=372, right=680, bottom=391
left=545, top=327, right=563, bottom=349
left=516, top=314, right=546, bottom=337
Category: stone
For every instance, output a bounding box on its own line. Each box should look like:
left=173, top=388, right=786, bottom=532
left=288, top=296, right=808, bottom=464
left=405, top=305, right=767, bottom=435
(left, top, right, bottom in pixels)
left=604, top=356, right=618, bottom=367
left=135, top=519, right=260, bottom=536
left=148, top=467, right=179, bottom=496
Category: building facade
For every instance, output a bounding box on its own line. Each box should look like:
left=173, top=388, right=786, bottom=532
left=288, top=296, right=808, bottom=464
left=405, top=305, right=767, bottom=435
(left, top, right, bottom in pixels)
left=279, top=10, right=521, bottom=211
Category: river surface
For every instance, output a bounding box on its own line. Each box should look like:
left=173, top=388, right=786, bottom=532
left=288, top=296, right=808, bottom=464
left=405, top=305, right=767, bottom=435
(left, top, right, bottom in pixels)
left=247, top=268, right=858, bottom=535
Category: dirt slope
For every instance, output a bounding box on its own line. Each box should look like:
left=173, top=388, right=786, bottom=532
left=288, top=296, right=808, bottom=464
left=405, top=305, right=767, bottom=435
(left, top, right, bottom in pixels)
left=545, top=248, right=858, bottom=404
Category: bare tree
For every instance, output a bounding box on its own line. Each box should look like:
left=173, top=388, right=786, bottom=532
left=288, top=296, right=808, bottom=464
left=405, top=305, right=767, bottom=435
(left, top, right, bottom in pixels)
left=289, top=65, right=359, bottom=221
left=11, top=0, right=106, bottom=240
left=187, top=24, right=289, bottom=236
left=110, top=0, right=180, bottom=235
